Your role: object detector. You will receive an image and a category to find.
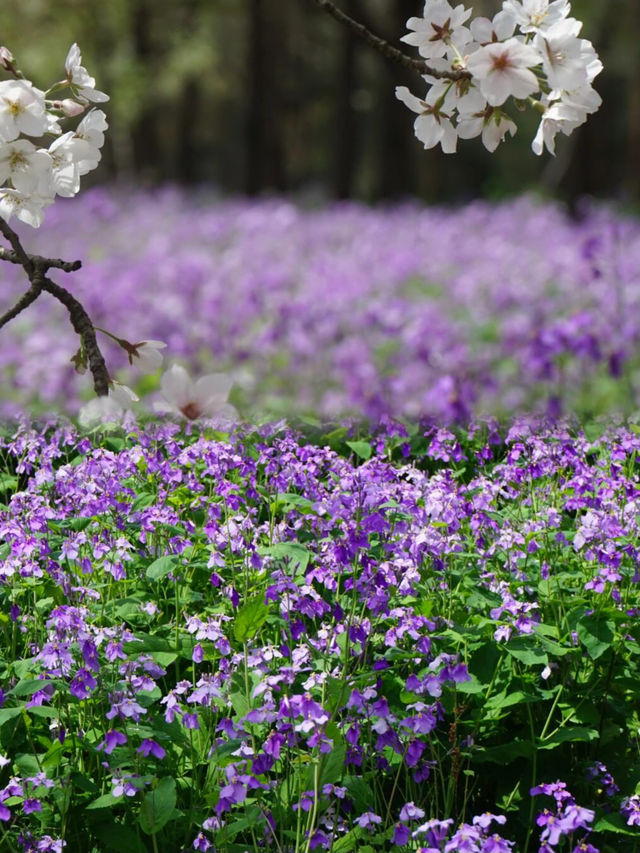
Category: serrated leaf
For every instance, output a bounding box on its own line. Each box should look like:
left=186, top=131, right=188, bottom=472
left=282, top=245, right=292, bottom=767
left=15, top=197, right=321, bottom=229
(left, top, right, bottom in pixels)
left=233, top=595, right=268, bottom=643
left=138, top=776, right=177, bottom=835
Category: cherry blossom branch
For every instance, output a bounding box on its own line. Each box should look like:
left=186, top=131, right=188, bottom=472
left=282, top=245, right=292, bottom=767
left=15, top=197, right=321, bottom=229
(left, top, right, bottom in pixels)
left=0, top=216, right=110, bottom=396
left=309, top=0, right=471, bottom=81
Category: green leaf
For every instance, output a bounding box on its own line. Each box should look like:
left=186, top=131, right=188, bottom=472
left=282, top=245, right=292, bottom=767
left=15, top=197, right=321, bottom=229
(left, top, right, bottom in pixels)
left=138, top=776, right=177, bottom=835
left=214, top=805, right=263, bottom=844
left=504, top=636, right=548, bottom=666
left=0, top=706, right=24, bottom=727
left=131, top=492, right=156, bottom=512
left=538, top=726, right=598, bottom=749
left=305, top=731, right=346, bottom=790
left=473, top=740, right=533, bottom=764
left=260, top=542, right=311, bottom=574
left=0, top=474, right=18, bottom=491
left=345, top=440, right=372, bottom=461
left=577, top=614, right=615, bottom=660
left=331, top=827, right=365, bottom=853
left=94, top=823, right=147, bottom=853
left=595, top=813, right=640, bottom=836
left=10, top=678, right=58, bottom=698
left=145, top=555, right=177, bottom=582
left=342, top=776, right=374, bottom=814
left=86, top=792, right=123, bottom=810
left=233, top=595, right=269, bottom=643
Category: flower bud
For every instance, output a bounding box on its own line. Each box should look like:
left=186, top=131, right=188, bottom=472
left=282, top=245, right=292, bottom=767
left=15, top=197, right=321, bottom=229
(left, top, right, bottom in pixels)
left=0, top=47, right=15, bottom=71
left=53, top=98, right=86, bottom=117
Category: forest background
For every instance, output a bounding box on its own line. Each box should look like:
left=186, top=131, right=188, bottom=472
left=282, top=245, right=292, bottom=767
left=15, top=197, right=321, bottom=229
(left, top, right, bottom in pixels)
left=4, top=0, right=636, bottom=205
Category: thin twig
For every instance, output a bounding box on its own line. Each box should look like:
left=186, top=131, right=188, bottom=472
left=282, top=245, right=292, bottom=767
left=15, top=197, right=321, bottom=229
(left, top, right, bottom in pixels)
left=0, top=215, right=110, bottom=396
left=309, top=0, right=471, bottom=81
left=0, top=283, right=42, bottom=330
left=0, top=247, right=82, bottom=273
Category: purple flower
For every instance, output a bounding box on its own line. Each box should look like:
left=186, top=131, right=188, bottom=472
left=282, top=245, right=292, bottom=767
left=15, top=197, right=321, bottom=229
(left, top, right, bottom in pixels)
left=192, top=833, right=211, bottom=851
left=136, top=739, right=166, bottom=759
left=399, top=801, right=426, bottom=822
left=356, top=811, right=382, bottom=830
left=22, top=798, right=42, bottom=814
left=392, top=823, right=411, bottom=845
left=98, top=729, right=127, bottom=754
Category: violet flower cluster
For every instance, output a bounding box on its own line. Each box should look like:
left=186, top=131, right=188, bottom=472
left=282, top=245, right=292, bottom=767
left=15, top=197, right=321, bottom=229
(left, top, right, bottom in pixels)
left=0, top=189, right=639, bottom=424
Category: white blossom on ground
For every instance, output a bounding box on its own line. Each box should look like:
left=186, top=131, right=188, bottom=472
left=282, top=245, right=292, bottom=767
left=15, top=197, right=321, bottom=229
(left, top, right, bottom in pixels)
left=158, top=364, right=236, bottom=421
left=78, top=393, right=125, bottom=427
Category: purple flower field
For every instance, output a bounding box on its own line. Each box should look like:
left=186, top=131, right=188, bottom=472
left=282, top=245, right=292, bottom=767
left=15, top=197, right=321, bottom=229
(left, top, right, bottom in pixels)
left=1, top=416, right=640, bottom=852
left=2, top=188, right=640, bottom=853
left=1, top=188, right=639, bottom=421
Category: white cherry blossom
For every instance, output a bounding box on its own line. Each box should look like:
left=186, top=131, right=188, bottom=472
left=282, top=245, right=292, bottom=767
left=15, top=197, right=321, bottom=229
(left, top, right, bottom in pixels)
left=502, top=0, right=570, bottom=33
left=72, top=109, right=108, bottom=175
left=534, top=18, right=588, bottom=91
left=0, top=140, right=52, bottom=195
left=456, top=88, right=517, bottom=151
left=470, top=10, right=516, bottom=45
left=65, top=44, right=109, bottom=103
left=0, top=80, right=47, bottom=142
left=395, top=84, right=458, bottom=153
left=126, top=340, right=167, bottom=371
left=0, top=188, right=51, bottom=227
left=401, top=1, right=473, bottom=60
left=465, top=37, right=541, bottom=106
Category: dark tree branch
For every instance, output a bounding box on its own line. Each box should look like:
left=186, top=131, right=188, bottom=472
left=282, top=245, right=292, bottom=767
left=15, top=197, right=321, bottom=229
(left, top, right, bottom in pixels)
left=0, top=283, right=42, bottom=330
left=37, top=272, right=110, bottom=397
left=0, top=216, right=110, bottom=397
left=0, top=216, right=34, bottom=274
left=0, top=247, right=82, bottom=273
left=309, top=0, right=471, bottom=81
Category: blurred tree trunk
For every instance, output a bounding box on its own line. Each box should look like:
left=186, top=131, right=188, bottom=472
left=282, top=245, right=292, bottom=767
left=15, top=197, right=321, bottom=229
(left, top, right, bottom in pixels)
left=333, top=0, right=358, bottom=198
left=362, top=0, right=420, bottom=199
left=177, top=78, right=202, bottom=184
left=246, top=0, right=287, bottom=194
left=130, top=0, right=161, bottom=182
left=626, top=0, right=640, bottom=200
